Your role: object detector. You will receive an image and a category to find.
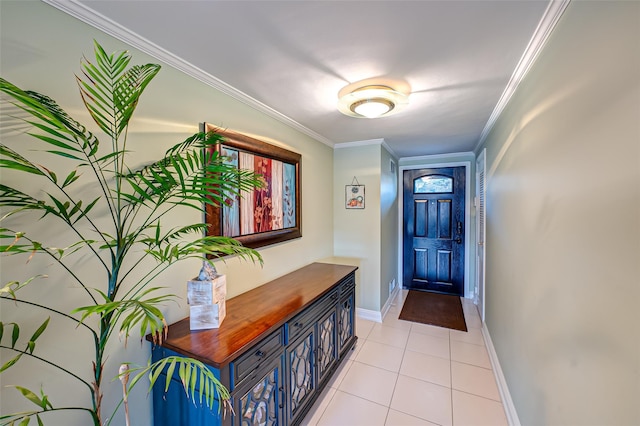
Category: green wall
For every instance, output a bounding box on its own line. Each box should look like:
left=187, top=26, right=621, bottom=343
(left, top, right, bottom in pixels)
left=333, top=143, right=382, bottom=311
left=380, top=146, right=399, bottom=308
left=479, top=1, right=640, bottom=424
left=0, top=1, right=335, bottom=424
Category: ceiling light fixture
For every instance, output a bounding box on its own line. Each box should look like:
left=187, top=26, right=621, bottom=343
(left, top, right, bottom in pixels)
left=338, top=84, right=409, bottom=119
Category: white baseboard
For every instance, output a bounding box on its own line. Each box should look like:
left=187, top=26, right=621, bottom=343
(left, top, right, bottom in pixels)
left=357, top=285, right=402, bottom=323
left=356, top=308, right=382, bottom=323
left=381, top=285, right=402, bottom=321
left=481, top=324, right=521, bottom=426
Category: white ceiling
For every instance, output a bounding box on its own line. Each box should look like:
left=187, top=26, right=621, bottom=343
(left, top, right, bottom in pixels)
left=52, top=0, right=563, bottom=158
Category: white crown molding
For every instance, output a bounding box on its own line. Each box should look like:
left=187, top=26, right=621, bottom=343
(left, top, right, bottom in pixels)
left=381, top=140, right=397, bottom=159
left=398, top=151, right=475, bottom=164
left=42, top=0, right=335, bottom=148
left=475, top=0, right=571, bottom=150
left=334, top=138, right=398, bottom=159
left=334, top=138, right=385, bottom=149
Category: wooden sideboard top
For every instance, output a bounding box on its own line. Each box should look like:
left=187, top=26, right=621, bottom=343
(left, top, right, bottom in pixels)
left=151, top=262, right=357, bottom=368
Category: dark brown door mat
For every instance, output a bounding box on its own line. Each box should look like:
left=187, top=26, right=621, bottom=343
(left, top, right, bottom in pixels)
left=398, top=290, right=467, bottom=332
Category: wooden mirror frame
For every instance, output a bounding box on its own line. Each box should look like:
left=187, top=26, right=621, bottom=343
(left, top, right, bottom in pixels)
left=201, top=123, right=302, bottom=249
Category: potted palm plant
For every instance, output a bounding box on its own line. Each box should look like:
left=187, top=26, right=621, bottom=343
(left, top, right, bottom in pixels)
left=0, top=40, right=262, bottom=425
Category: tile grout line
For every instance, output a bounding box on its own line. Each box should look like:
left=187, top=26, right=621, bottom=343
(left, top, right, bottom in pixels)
left=334, top=331, right=403, bottom=425
left=316, top=297, right=497, bottom=426
left=312, top=330, right=362, bottom=425
left=452, top=388, right=503, bottom=404
left=384, top=321, right=413, bottom=423
left=449, top=327, right=455, bottom=426
left=385, top=306, right=408, bottom=425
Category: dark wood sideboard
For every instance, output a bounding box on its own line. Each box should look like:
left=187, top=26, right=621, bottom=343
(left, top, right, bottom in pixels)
left=149, top=262, right=358, bottom=426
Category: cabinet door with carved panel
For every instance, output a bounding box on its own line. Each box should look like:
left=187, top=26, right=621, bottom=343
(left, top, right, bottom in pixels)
left=232, top=355, right=285, bottom=426
left=316, top=309, right=337, bottom=385
left=337, top=292, right=355, bottom=356
left=286, top=328, right=315, bottom=424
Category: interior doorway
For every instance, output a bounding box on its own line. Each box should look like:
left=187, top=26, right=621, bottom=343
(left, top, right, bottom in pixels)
left=402, top=166, right=466, bottom=296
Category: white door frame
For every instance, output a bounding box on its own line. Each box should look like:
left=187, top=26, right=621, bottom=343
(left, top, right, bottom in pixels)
left=397, top=160, right=473, bottom=299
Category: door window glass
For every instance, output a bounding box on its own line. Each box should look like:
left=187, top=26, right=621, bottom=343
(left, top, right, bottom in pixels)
left=414, top=175, right=453, bottom=193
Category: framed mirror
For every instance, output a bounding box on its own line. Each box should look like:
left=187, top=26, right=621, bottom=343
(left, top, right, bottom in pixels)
left=202, top=124, right=302, bottom=249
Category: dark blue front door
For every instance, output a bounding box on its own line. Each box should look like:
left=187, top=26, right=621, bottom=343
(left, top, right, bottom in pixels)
left=403, top=167, right=465, bottom=296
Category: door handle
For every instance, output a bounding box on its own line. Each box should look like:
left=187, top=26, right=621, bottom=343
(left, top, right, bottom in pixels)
left=455, top=237, right=462, bottom=244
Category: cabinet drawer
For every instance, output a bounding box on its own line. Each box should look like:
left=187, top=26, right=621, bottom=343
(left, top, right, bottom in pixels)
left=339, top=273, right=355, bottom=296
left=286, top=288, right=339, bottom=343
left=286, top=306, right=316, bottom=343
left=231, top=327, right=284, bottom=390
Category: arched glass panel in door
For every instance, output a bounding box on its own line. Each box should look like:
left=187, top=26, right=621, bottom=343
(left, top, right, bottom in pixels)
left=413, top=175, right=453, bottom=193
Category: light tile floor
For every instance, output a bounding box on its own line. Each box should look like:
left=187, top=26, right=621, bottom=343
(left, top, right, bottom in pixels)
left=302, top=290, right=508, bottom=426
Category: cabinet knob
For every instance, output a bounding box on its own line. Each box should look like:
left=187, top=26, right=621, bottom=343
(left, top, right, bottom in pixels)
left=255, top=350, right=265, bottom=358
left=294, top=322, right=304, bottom=329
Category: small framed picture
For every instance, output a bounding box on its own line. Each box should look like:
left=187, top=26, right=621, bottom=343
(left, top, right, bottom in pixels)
left=345, top=185, right=365, bottom=209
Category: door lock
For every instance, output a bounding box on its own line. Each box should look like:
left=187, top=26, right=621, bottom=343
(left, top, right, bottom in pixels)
left=455, top=237, right=462, bottom=244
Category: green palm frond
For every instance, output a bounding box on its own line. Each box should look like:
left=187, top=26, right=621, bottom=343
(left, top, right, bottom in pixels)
left=0, top=145, right=45, bottom=176
left=127, top=356, right=230, bottom=413
left=123, top=132, right=263, bottom=212
left=0, top=385, right=53, bottom=426
left=1, top=40, right=262, bottom=425
left=192, top=235, right=264, bottom=263
left=141, top=223, right=263, bottom=265
left=0, top=80, right=100, bottom=163
left=0, top=183, right=100, bottom=227
left=8, top=385, right=53, bottom=411
left=0, top=318, right=50, bottom=374
left=0, top=184, right=45, bottom=214
left=73, top=287, right=176, bottom=344
left=0, top=229, right=40, bottom=254
left=77, top=40, right=160, bottom=140
left=0, top=276, right=46, bottom=300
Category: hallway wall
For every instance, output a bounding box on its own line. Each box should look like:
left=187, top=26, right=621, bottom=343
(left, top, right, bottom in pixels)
left=333, top=143, right=382, bottom=311
left=0, top=2, right=334, bottom=424
left=380, top=146, right=399, bottom=309
left=479, top=1, right=640, bottom=424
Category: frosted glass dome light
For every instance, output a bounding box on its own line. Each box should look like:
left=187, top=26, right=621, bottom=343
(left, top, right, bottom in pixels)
left=338, top=84, right=409, bottom=118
